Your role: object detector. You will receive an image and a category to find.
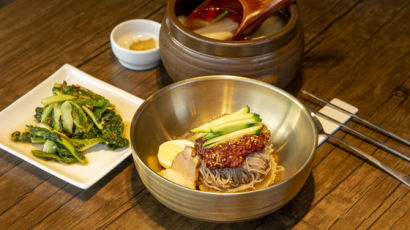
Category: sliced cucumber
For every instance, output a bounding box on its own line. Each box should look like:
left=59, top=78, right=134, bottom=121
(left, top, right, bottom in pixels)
left=210, top=117, right=261, bottom=135
left=203, top=132, right=219, bottom=140
left=191, top=112, right=260, bottom=133
left=192, top=113, right=259, bottom=133
left=193, top=132, right=207, bottom=140
left=235, top=105, right=250, bottom=114
left=204, top=124, right=263, bottom=148
left=191, top=106, right=251, bottom=133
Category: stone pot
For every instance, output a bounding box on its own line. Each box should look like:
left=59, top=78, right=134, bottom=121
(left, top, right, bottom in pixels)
left=159, top=0, right=304, bottom=88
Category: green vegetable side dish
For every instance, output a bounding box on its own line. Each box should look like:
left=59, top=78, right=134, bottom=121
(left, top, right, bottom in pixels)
left=191, top=105, right=263, bottom=148
left=11, top=81, right=129, bottom=165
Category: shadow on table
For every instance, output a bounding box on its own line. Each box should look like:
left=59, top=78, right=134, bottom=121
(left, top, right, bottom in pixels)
left=284, top=70, right=304, bottom=97
left=1, top=151, right=134, bottom=200
left=133, top=172, right=315, bottom=230
left=155, top=66, right=306, bottom=97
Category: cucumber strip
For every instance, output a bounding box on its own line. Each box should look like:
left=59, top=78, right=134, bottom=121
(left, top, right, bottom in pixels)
left=193, top=132, right=207, bottom=140
left=210, top=118, right=261, bottom=135
left=204, top=124, right=263, bottom=148
left=41, top=95, right=76, bottom=105
left=191, top=113, right=259, bottom=133
left=203, top=132, right=219, bottom=140
left=235, top=105, right=250, bottom=114
left=194, top=130, right=226, bottom=141
left=191, top=106, right=251, bottom=133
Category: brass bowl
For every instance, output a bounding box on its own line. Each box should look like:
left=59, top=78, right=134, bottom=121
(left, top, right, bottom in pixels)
left=130, top=76, right=317, bottom=222
left=159, top=0, right=304, bottom=87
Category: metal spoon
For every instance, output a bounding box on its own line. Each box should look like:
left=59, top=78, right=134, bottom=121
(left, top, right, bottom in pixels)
left=311, top=113, right=410, bottom=187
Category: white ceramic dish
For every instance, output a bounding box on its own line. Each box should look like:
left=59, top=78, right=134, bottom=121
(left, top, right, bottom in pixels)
left=0, top=64, right=144, bottom=189
left=111, top=19, right=161, bottom=70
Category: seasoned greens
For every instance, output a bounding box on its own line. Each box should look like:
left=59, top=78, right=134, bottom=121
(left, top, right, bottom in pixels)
left=11, top=81, right=129, bottom=165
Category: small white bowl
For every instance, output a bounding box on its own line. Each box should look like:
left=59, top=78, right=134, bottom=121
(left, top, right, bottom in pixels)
left=110, top=19, right=161, bottom=70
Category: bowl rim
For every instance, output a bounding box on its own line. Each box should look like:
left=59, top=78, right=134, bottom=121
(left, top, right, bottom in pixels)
left=110, top=19, right=161, bottom=54
left=131, top=75, right=318, bottom=196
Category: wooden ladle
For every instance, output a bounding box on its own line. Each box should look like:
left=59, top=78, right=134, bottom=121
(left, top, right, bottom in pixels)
left=186, top=0, right=296, bottom=40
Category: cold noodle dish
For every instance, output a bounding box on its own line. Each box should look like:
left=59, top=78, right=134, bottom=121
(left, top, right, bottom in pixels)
left=157, top=106, right=284, bottom=192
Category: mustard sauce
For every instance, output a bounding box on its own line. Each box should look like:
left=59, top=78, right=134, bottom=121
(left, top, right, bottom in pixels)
left=129, top=38, right=156, bottom=51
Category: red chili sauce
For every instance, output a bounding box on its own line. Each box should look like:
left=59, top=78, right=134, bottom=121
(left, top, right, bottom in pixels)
left=195, top=126, right=270, bottom=169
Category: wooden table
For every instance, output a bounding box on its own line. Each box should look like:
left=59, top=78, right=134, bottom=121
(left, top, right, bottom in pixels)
left=0, top=0, right=408, bottom=229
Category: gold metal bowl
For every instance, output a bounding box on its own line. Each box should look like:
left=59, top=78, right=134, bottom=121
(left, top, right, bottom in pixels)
left=130, top=76, right=317, bottom=222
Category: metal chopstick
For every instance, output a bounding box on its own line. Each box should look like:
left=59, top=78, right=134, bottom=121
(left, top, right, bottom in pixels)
left=329, top=135, right=410, bottom=187
left=307, top=107, right=410, bottom=162
left=301, top=90, right=410, bottom=146
left=310, top=113, right=410, bottom=187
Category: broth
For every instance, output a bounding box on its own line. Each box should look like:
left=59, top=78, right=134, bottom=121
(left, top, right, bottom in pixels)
left=247, top=13, right=286, bottom=40
left=177, top=1, right=288, bottom=41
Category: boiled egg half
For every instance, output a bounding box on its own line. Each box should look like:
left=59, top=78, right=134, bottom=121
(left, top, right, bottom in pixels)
left=157, top=140, right=194, bottom=168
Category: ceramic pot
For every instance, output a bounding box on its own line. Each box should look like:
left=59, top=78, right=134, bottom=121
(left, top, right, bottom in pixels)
left=159, top=0, right=304, bottom=88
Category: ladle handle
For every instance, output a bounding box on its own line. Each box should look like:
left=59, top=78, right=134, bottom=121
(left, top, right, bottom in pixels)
left=232, top=0, right=296, bottom=40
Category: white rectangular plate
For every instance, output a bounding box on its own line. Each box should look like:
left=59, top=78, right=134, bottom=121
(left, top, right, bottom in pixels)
left=0, top=64, right=144, bottom=189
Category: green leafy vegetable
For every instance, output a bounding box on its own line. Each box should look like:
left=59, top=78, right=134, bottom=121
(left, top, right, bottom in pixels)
left=61, top=101, right=74, bottom=134
left=40, top=104, right=53, bottom=126
left=211, top=10, right=229, bottom=24
left=52, top=103, right=62, bottom=132
left=34, top=107, right=44, bottom=123
left=41, top=95, right=76, bottom=105
left=11, top=81, right=129, bottom=165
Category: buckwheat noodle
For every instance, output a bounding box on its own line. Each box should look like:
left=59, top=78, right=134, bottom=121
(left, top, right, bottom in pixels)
left=199, top=145, right=282, bottom=192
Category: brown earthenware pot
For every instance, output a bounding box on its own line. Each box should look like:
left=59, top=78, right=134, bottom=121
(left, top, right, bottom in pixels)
left=159, top=0, right=304, bottom=88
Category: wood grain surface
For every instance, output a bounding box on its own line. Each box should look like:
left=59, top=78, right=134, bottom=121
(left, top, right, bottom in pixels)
left=0, top=0, right=408, bottom=229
